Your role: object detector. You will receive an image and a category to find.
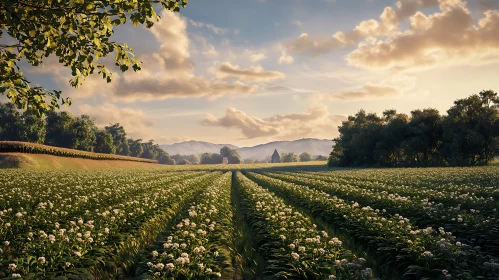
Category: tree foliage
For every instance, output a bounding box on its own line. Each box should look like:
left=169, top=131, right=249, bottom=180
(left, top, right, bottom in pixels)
left=281, top=152, right=299, bottom=163
left=0, top=0, right=187, bottom=115
left=0, top=103, right=175, bottom=164
left=200, top=153, right=223, bottom=164
left=328, top=90, right=499, bottom=167
left=299, top=152, right=312, bottom=162
left=220, top=146, right=242, bottom=164
left=172, top=154, right=200, bottom=165
left=315, top=155, right=328, bottom=161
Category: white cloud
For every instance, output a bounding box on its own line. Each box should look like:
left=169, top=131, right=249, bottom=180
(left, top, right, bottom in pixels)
left=72, top=103, right=152, bottom=138
left=250, top=52, right=267, bottom=62
left=188, top=19, right=227, bottom=35
left=279, top=51, right=294, bottom=64
left=201, top=106, right=346, bottom=140
left=284, top=0, right=442, bottom=56
left=53, top=11, right=258, bottom=102
left=347, top=3, right=499, bottom=70
left=213, top=62, right=286, bottom=82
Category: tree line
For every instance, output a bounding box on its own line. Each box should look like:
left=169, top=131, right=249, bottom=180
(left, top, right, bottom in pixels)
left=328, top=90, right=499, bottom=167
left=278, top=152, right=327, bottom=163
left=199, top=146, right=242, bottom=164
left=0, top=103, right=175, bottom=164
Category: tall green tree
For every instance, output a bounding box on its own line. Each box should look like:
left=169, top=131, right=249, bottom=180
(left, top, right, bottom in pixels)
left=20, top=109, right=46, bottom=143
left=1, top=0, right=187, bottom=115
left=140, top=140, right=158, bottom=159
left=105, top=123, right=129, bottom=155
left=0, top=102, right=22, bottom=140
left=45, top=111, right=75, bottom=148
left=128, top=138, right=143, bottom=157
left=71, top=115, right=97, bottom=151
left=442, top=90, right=499, bottom=165
left=94, top=130, right=115, bottom=154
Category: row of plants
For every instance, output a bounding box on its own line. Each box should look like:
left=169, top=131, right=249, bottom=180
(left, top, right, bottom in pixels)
left=1, top=170, right=221, bottom=279
left=264, top=172, right=499, bottom=257
left=235, top=172, right=374, bottom=279
left=301, top=167, right=499, bottom=199
left=291, top=171, right=498, bottom=214
left=0, top=141, right=158, bottom=163
left=246, top=172, right=499, bottom=280
left=136, top=172, right=234, bottom=279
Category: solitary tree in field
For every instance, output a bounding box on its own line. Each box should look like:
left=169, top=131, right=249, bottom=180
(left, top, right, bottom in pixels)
left=0, top=0, right=187, bottom=115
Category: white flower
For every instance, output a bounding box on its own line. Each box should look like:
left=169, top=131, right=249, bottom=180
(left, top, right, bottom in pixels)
left=291, top=252, right=300, bottom=261
left=421, top=251, right=433, bottom=258
left=4, top=241, right=10, bottom=246
left=74, top=251, right=82, bottom=257
left=156, top=263, right=165, bottom=271
left=166, top=263, right=175, bottom=271
left=9, top=263, right=17, bottom=270
left=15, top=212, right=22, bottom=218
left=38, top=256, right=46, bottom=264
left=11, top=273, right=22, bottom=278
left=152, top=250, right=159, bottom=258
left=65, top=262, right=71, bottom=267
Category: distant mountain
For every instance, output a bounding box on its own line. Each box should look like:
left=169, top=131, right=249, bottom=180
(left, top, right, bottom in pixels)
left=161, top=138, right=333, bottom=161
left=237, top=138, right=333, bottom=160
left=160, top=141, right=239, bottom=156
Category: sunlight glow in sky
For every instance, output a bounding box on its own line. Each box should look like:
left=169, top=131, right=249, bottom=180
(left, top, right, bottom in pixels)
left=19, top=0, right=499, bottom=146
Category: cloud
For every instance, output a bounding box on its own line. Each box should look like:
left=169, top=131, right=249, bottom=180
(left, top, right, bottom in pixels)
left=279, top=51, right=295, bottom=64
left=332, top=84, right=400, bottom=100
left=53, top=10, right=259, bottom=101
left=293, top=20, right=303, bottom=27
left=201, top=106, right=346, bottom=139
left=72, top=103, right=153, bottom=138
left=284, top=0, right=441, bottom=56
left=473, top=0, right=499, bottom=11
left=324, top=74, right=416, bottom=101
left=203, top=45, right=219, bottom=58
left=188, top=19, right=227, bottom=34
left=114, top=77, right=256, bottom=101
left=250, top=52, right=267, bottom=62
left=214, top=62, right=285, bottom=81
left=347, top=4, right=499, bottom=70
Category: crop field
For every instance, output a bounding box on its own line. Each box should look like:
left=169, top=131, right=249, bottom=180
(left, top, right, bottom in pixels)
left=1, top=165, right=498, bottom=279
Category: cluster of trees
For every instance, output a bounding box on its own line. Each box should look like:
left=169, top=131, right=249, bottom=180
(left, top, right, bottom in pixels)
left=280, top=152, right=326, bottom=163
left=171, top=154, right=200, bottom=165
left=328, top=90, right=499, bottom=167
left=200, top=146, right=242, bottom=164
left=0, top=103, right=174, bottom=164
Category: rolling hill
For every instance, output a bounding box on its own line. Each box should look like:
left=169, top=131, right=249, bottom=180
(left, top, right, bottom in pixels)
left=161, top=138, right=333, bottom=161
left=160, top=141, right=239, bottom=156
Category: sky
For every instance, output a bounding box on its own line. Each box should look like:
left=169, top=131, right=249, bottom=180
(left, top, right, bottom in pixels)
left=16, top=0, right=499, bottom=147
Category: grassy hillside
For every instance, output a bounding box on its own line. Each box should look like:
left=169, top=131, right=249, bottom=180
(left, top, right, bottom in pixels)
left=0, top=153, right=160, bottom=169
left=0, top=152, right=328, bottom=170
